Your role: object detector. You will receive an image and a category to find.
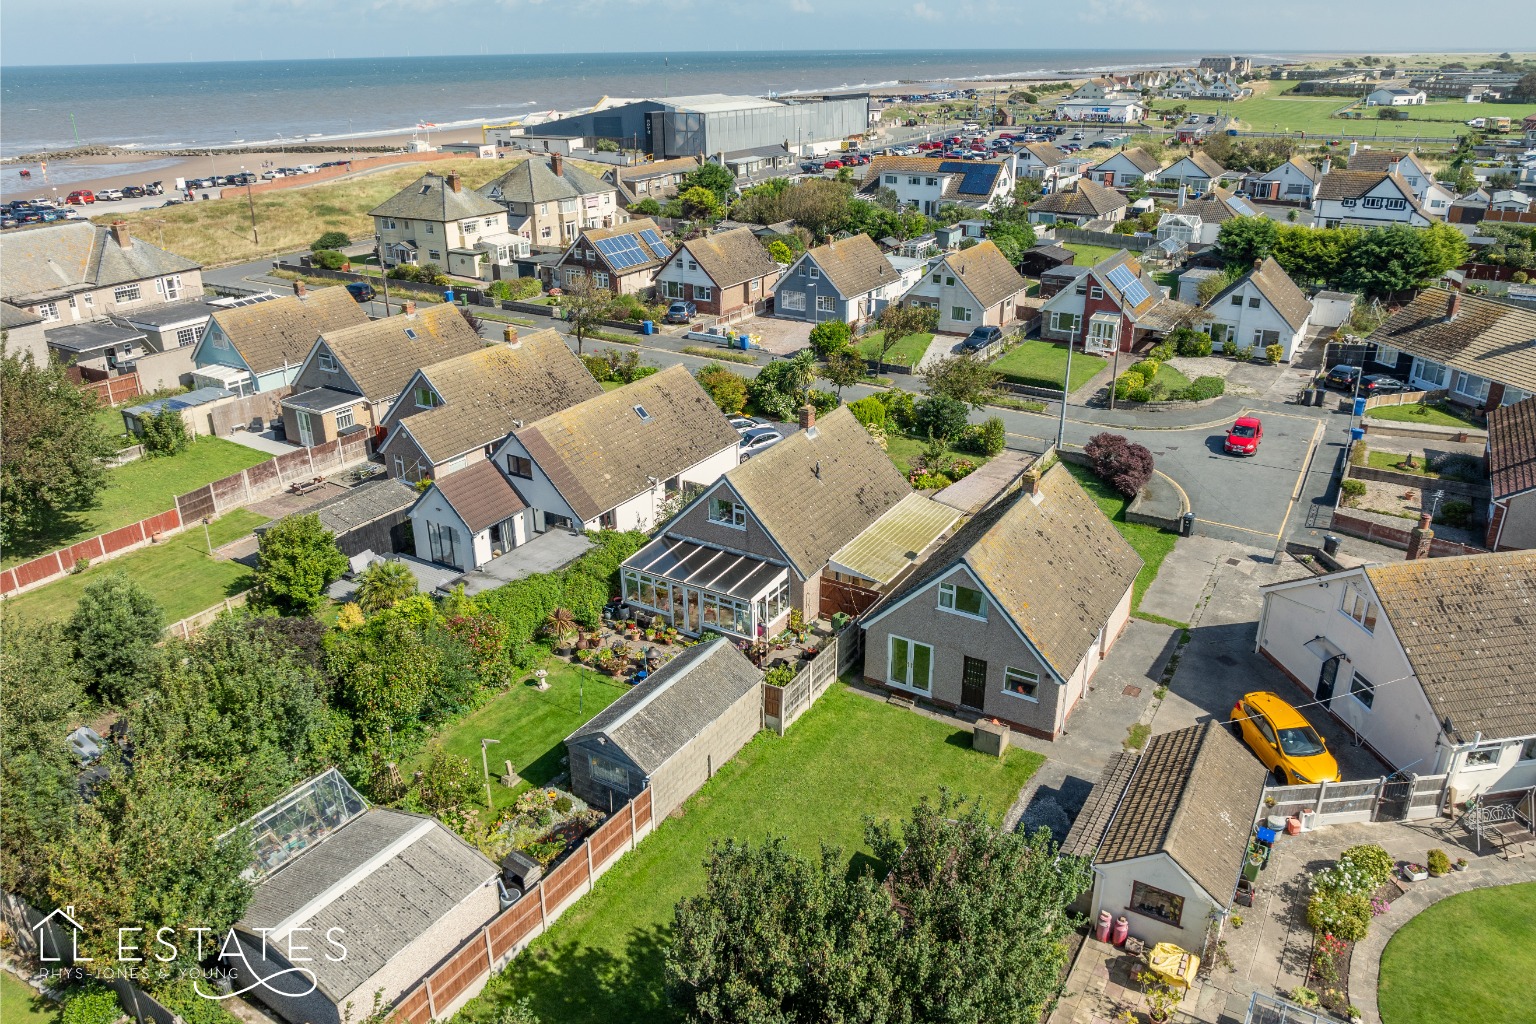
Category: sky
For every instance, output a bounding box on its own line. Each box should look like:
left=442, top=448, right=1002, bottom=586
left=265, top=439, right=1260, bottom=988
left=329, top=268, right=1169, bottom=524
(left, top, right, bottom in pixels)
left=0, top=0, right=1532, bottom=66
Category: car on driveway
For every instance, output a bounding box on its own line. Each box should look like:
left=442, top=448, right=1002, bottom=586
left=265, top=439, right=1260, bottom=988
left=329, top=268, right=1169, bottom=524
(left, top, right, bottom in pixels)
left=738, top=427, right=783, bottom=460
left=664, top=300, right=696, bottom=324
left=1323, top=365, right=1362, bottom=391
left=1360, top=374, right=1410, bottom=395
left=960, top=324, right=1002, bottom=353
left=1225, top=416, right=1263, bottom=456
left=728, top=416, right=770, bottom=433
left=1229, top=691, right=1341, bottom=786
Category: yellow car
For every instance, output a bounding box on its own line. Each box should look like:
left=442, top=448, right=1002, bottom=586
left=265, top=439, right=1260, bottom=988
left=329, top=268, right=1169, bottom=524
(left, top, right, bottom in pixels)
left=1229, top=691, right=1341, bottom=786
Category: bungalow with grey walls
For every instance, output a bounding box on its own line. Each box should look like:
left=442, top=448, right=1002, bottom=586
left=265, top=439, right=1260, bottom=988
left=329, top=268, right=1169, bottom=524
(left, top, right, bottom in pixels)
left=191, top=286, right=368, bottom=395
left=1250, top=155, right=1321, bottom=202
left=1155, top=153, right=1228, bottom=193
left=1198, top=257, right=1313, bottom=361
left=1086, top=148, right=1161, bottom=188
left=653, top=226, right=782, bottom=318
left=1365, top=289, right=1536, bottom=410
left=898, top=241, right=1027, bottom=335
left=772, top=233, right=902, bottom=326
left=861, top=462, right=1142, bottom=740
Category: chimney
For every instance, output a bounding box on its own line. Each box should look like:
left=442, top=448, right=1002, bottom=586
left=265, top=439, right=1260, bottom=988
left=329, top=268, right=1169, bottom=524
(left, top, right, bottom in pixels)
left=404, top=300, right=417, bottom=315
left=446, top=172, right=461, bottom=193
left=1320, top=156, right=1331, bottom=176
left=109, top=220, right=132, bottom=249
left=1348, top=140, right=1358, bottom=157
left=1023, top=465, right=1044, bottom=498
left=1407, top=513, right=1434, bottom=561
left=1253, top=257, right=1263, bottom=271
left=551, top=151, right=564, bottom=177
left=1387, top=159, right=1400, bottom=177
left=798, top=404, right=816, bottom=432
left=1447, top=290, right=1462, bottom=319
left=503, top=325, right=519, bottom=347
left=292, top=279, right=307, bottom=298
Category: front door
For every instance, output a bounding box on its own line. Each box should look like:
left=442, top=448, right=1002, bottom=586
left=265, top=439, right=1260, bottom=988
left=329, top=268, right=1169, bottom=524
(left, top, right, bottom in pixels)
left=961, top=656, right=988, bottom=710
left=1317, top=656, right=1341, bottom=706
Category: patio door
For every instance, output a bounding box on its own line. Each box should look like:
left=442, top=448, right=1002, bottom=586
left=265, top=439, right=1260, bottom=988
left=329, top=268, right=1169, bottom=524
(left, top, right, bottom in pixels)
left=961, top=656, right=988, bottom=710
left=294, top=409, right=315, bottom=448
left=1317, top=656, right=1341, bottom=706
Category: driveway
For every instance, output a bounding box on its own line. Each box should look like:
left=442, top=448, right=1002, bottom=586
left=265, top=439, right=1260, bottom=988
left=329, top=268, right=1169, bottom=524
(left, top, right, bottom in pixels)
left=452, top=529, right=594, bottom=595
left=734, top=316, right=814, bottom=356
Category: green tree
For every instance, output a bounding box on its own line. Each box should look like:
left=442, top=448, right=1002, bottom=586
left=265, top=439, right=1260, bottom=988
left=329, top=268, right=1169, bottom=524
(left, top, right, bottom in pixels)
left=411, top=744, right=481, bottom=815
left=253, top=513, right=348, bottom=615
left=823, top=348, right=866, bottom=399
left=631, top=197, right=662, bottom=216
left=68, top=572, right=164, bottom=706
left=326, top=612, right=440, bottom=740
left=678, top=186, right=724, bottom=222
left=1454, top=164, right=1477, bottom=194
left=1216, top=215, right=1280, bottom=269
left=1487, top=171, right=1518, bottom=191
left=678, top=162, right=738, bottom=208
left=695, top=363, right=748, bottom=413
left=808, top=319, right=852, bottom=358
left=312, top=231, right=351, bottom=251
left=914, top=395, right=970, bottom=442
left=356, top=560, right=418, bottom=614
left=766, top=238, right=794, bottom=264
left=560, top=272, right=617, bottom=356
left=875, top=304, right=938, bottom=368
left=1340, top=225, right=1435, bottom=296
left=749, top=351, right=817, bottom=421
left=922, top=354, right=1002, bottom=409
left=985, top=222, right=1037, bottom=265
left=1513, top=71, right=1536, bottom=102
left=1420, top=221, right=1471, bottom=278
left=0, top=349, right=117, bottom=547
left=139, top=405, right=190, bottom=457
left=595, top=138, right=620, bottom=153
left=782, top=178, right=854, bottom=241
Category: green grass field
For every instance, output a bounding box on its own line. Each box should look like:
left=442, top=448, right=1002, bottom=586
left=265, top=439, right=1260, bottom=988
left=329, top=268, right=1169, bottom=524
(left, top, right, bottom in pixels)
left=1364, top=401, right=1482, bottom=428
left=3, top=436, right=271, bottom=568
left=1064, top=461, right=1177, bottom=617
left=1170, top=85, right=1536, bottom=140
left=858, top=330, right=934, bottom=368
left=1059, top=242, right=1126, bottom=268
left=991, top=340, right=1108, bottom=393
left=4, top=509, right=267, bottom=624
left=884, top=434, right=993, bottom=478
left=0, top=972, right=58, bottom=1024
left=405, top=658, right=630, bottom=812
left=462, top=683, right=1042, bottom=1024
left=1378, top=883, right=1536, bottom=1024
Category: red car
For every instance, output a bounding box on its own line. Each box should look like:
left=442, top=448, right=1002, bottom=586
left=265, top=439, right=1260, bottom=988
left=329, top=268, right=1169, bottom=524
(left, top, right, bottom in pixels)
left=823, top=159, right=843, bottom=170
left=66, top=190, right=96, bottom=205
left=916, top=141, right=942, bottom=151
left=1225, top=416, right=1263, bottom=456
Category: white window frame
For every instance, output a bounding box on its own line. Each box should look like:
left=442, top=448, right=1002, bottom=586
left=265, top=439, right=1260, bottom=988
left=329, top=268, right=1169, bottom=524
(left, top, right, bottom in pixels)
left=1340, top=585, right=1377, bottom=634
left=1410, top=357, right=1448, bottom=389
left=336, top=406, right=355, bottom=431
left=37, top=301, right=60, bottom=322
left=816, top=295, right=835, bottom=313
left=1090, top=285, right=1104, bottom=300
left=664, top=281, right=684, bottom=299
left=174, top=325, right=200, bottom=348
left=593, top=272, right=610, bottom=289
left=114, top=284, right=141, bottom=304
left=1519, top=738, right=1536, bottom=762
left=938, top=581, right=987, bottom=620
left=695, top=285, right=713, bottom=301
left=1349, top=670, right=1375, bottom=710
left=887, top=634, right=933, bottom=693
left=952, top=305, right=974, bottom=323
left=1462, top=744, right=1502, bottom=770
left=707, top=497, right=747, bottom=528
left=779, top=291, right=806, bottom=312
left=1453, top=372, right=1491, bottom=404
left=1051, top=311, right=1079, bottom=335
left=1003, top=667, right=1040, bottom=702
left=808, top=266, right=821, bottom=280
left=318, top=351, right=337, bottom=373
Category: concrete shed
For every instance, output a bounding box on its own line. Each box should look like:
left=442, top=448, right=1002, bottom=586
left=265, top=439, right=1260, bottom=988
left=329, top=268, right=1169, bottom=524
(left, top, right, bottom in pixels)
left=565, top=637, right=762, bottom=817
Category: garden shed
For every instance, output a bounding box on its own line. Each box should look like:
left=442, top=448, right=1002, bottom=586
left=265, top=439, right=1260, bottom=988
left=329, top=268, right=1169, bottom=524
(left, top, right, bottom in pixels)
left=565, top=637, right=762, bottom=817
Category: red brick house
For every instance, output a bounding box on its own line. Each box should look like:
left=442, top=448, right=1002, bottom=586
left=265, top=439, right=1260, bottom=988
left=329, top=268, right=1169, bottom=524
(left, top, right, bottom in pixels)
left=1038, top=250, right=1198, bottom=354
left=652, top=226, right=782, bottom=318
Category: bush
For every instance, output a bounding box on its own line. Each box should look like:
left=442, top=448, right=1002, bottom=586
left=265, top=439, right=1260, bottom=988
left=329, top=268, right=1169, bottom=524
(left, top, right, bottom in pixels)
left=582, top=354, right=613, bottom=381
left=808, top=388, right=840, bottom=415
left=631, top=198, right=662, bottom=216
left=968, top=416, right=1006, bottom=456
left=1514, top=271, right=1530, bottom=285
left=1129, top=359, right=1160, bottom=380
left=914, top=395, right=969, bottom=442
left=877, top=389, right=917, bottom=432
left=695, top=363, right=748, bottom=414
left=1179, top=375, right=1226, bottom=401
left=1147, top=341, right=1175, bottom=362
left=1126, top=386, right=1152, bottom=403
left=62, top=984, right=122, bottom=1024
left=1306, top=888, right=1372, bottom=942
left=1114, top=371, right=1146, bottom=401
left=1340, top=479, right=1367, bottom=501
left=848, top=395, right=887, bottom=430
left=1229, top=343, right=1253, bottom=362
left=1426, top=451, right=1484, bottom=482
left=313, top=231, right=351, bottom=251
left=489, top=276, right=543, bottom=301
left=1427, top=848, right=1451, bottom=876
left=139, top=404, right=190, bottom=457
left=1084, top=432, right=1155, bottom=497
left=808, top=319, right=852, bottom=358
left=1176, top=330, right=1214, bottom=357
left=1436, top=500, right=1473, bottom=529
left=1337, top=844, right=1395, bottom=891
left=311, top=249, right=348, bottom=270
left=764, top=664, right=796, bottom=687
left=1265, top=343, right=1284, bottom=365
left=912, top=472, right=952, bottom=489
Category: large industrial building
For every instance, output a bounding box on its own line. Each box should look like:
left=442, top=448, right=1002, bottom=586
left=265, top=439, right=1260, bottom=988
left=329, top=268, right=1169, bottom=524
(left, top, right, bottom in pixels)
left=523, top=93, right=872, bottom=159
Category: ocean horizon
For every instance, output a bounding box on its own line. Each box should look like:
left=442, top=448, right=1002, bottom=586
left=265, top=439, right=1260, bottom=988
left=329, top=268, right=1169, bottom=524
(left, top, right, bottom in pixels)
left=1, top=48, right=1299, bottom=159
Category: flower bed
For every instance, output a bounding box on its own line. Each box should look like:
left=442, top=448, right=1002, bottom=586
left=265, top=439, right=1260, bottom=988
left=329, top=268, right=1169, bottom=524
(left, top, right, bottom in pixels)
left=489, top=786, right=603, bottom=869
left=1300, top=844, right=1406, bottom=1019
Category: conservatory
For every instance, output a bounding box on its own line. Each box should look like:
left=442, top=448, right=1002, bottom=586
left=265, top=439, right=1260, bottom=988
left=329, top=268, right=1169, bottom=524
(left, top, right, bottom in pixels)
left=622, top=535, right=791, bottom=639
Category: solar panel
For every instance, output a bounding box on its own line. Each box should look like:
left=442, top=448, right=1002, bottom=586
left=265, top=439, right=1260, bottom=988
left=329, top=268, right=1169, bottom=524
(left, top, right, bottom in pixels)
left=1107, top=264, right=1152, bottom=307
left=596, top=234, right=650, bottom=269
left=638, top=228, right=671, bottom=258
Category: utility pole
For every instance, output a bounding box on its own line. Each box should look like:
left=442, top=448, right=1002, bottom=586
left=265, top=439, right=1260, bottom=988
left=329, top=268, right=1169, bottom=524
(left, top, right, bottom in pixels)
left=480, top=738, right=501, bottom=811
left=243, top=167, right=259, bottom=245
left=1056, top=340, right=1076, bottom=450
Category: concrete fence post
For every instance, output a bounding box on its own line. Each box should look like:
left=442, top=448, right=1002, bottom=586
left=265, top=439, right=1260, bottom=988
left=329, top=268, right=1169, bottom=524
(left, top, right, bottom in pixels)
left=538, top=880, right=547, bottom=928
left=629, top=798, right=638, bottom=850
left=1316, top=779, right=1329, bottom=814
left=484, top=929, right=494, bottom=970
left=586, top=836, right=594, bottom=882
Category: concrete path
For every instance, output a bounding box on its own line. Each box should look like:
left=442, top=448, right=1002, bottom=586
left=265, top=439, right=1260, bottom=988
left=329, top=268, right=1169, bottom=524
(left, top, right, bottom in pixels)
left=1136, top=535, right=1230, bottom=625
left=224, top=428, right=294, bottom=456
left=915, top=333, right=958, bottom=372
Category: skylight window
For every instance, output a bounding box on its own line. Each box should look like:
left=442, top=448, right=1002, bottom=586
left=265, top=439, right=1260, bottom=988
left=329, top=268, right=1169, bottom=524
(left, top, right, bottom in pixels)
left=405, top=328, right=418, bottom=340
left=634, top=404, right=651, bottom=422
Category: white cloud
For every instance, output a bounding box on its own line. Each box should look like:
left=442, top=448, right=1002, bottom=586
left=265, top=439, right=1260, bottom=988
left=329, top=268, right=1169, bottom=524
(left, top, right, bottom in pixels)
left=911, top=2, right=941, bottom=19
left=1080, top=0, right=1160, bottom=22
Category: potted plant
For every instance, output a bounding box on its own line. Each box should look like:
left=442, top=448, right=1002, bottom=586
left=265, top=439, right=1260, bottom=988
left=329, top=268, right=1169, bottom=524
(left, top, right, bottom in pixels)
left=1402, top=861, right=1428, bottom=882
left=554, top=628, right=577, bottom=657
left=1427, top=848, right=1451, bottom=877
left=1134, top=969, right=1183, bottom=1024
left=1454, top=857, right=1468, bottom=872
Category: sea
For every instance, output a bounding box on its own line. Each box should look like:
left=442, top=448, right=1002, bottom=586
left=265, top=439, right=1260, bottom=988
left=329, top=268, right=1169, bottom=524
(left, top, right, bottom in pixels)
left=2, top=48, right=1257, bottom=160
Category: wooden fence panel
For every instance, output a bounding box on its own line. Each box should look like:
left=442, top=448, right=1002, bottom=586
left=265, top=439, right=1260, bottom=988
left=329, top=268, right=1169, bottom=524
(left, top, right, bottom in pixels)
left=210, top=471, right=250, bottom=514
left=541, top=854, right=588, bottom=913
left=274, top=447, right=314, bottom=484
left=176, top=484, right=217, bottom=524
left=426, top=940, right=485, bottom=1014
left=487, top=897, right=542, bottom=960
left=390, top=987, right=432, bottom=1024
left=245, top=458, right=281, bottom=494
left=819, top=577, right=880, bottom=619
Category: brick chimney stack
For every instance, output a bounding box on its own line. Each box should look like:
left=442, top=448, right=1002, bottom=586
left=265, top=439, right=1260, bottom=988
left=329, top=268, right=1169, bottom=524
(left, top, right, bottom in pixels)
left=446, top=173, right=461, bottom=193
left=1407, top=512, right=1434, bottom=560
left=551, top=151, right=564, bottom=177
left=293, top=280, right=307, bottom=298
left=1254, top=257, right=1263, bottom=271
left=504, top=325, right=519, bottom=347
left=1447, top=290, right=1462, bottom=319
left=1320, top=156, right=1331, bottom=176
left=798, top=404, right=816, bottom=432
left=109, top=221, right=132, bottom=249
left=404, top=300, right=417, bottom=315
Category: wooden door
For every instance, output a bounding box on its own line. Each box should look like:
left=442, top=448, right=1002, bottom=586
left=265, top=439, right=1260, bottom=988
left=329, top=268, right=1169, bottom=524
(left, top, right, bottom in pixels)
left=961, top=656, right=987, bottom=711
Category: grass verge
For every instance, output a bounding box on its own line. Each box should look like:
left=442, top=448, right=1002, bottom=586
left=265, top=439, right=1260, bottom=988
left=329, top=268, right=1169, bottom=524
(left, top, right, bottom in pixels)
left=3, top=509, right=268, bottom=624
left=461, top=683, right=1042, bottom=1024
left=681, top=346, right=756, bottom=364
left=1364, top=401, right=1482, bottom=428
left=1063, top=461, right=1177, bottom=615
left=857, top=330, right=933, bottom=368
left=0, top=972, right=58, bottom=1024
left=884, top=434, right=989, bottom=477
left=991, top=340, right=1107, bottom=393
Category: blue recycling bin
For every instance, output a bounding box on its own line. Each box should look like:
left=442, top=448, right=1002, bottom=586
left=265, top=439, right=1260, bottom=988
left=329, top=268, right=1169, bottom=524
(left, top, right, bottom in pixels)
left=738, top=335, right=752, bottom=350
left=1352, top=397, right=1366, bottom=416
left=1350, top=426, right=1365, bottom=442
left=443, top=288, right=454, bottom=304
left=642, top=320, right=655, bottom=335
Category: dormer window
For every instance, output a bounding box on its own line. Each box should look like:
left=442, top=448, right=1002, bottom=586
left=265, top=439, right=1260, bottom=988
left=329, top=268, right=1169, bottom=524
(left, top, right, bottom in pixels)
left=318, top=351, right=337, bottom=372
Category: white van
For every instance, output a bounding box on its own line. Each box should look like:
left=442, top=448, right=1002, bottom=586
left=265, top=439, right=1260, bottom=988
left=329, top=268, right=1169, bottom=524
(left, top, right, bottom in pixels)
left=296, top=164, right=320, bottom=175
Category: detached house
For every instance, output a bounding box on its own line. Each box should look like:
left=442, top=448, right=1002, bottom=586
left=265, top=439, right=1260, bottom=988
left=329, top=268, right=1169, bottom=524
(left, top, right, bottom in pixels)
left=370, top=172, right=527, bottom=279
left=1156, top=153, right=1228, bottom=193
left=653, top=226, right=781, bottom=318
left=1087, top=148, right=1162, bottom=188
left=1159, top=188, right=1259, bottom=245
left=280, top=303, right=485, bottom=446
left=1314, top=170, right=1434, bottom=228
left=620, top=406, right=942, bottom=637
left=605, top=156, right=700, bottom=210
left=773, top=233, right=903, bottom=325
left=377, top=328, right=602, bottom=483
left=1257, top=550, right=1536, bottom=801
left=1366, top=289, right=1536, bottom=410
left=1027, top=179, right=1128, bottom=226
left=1013, top=142, right=1074, bottom=188
left=1347, top=151, right=1453, bottom=214
left=479, top=152, right=623, bottom=250
left=862, top=462, right=1141, bottom=739
left=1040, top=250, right=1197, bottom=353
left=1250, top=155, right=1321, bottom=202
left=1486, top=397, right=1536, bottom=551
left=555, top=218, right=672, bottom=297
left=192, top=287, right=368, bottom=394
left=898, top=240, right=1028, bottom=335
left=1199, top=257, right=1313, bottom=361
left=860, top=156, right=1014, bottom=216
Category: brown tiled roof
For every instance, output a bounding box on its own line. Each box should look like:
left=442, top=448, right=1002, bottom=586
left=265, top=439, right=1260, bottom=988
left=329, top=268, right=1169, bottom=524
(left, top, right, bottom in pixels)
left=1347, top=150, right=1420, bottom=175
left=578, top=218, right=671, bottom=275
left=676, top=227, right=780, bottom=289
left=1061, top=751, right=1141, bottom=859
left=397, top=330, right=602, bottom=463
left=800, top=234, right=900, bottom=299
left=1095, top=722, right=1267, bottom=903
left=428, top=458, right=525, bottom=533
left=1365, top=551, right=1536, bottom=742
left=723, top=406, right=911, bottom=579
left=1186, top=152, right=1228, bottom=179
left=319, top=303, right=484, bottom=402
left=944, top=241, right=1028, bottom=310
left=1367, top=290, right=1536, bottom=394
left=1175, top=186, right=1256, bottom=225
left=1487, top=397, right=1536, bottom=500
left=616, top=157, right=700, bottom=183
left=1277, top=155, right=1320, bottom=182
left=514, top=365, right=738, bottom=522
left=1315, top=170, right=1433, bottom=220
left=1030, top=179, right=1127, bottom=218
left=1211, top=257, right=1313, bottom=331
left=1094, top=147, right=1162, bottom=175
left=212, top=288, right=368, bottom=376
left=1021, top=142, right=1066, bottom=167
left=369, top=173, right=505, bottom=221
left=870, top=463, right=1142, bottom=680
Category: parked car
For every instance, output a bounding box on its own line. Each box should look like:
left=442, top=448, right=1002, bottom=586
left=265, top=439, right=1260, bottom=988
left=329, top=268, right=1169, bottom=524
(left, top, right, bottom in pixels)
left=1071, top=131, right=1085, bottom=140
left=728, top=416, right=770, bottom=433
left=664, top=300, right=697, bottom=324
left=66, top=190, right=95, bottom=205
left=144, top=181, right=164, bottom=195
left=344, top=282, right=376, bottom=303
left=823, top=159, right=843, bottom=170
left=961, top=122, right=981, bottom=132
left=122, top=185, right=146, bottom=198
left=1225, top=416, right=1263, bottom=456
left=96, top=189, right=124, bottom=201
left=1323, top=365, right=1362, bottom=391
left=1360, top=374, right=1410, bottom=395
left=960, top=324, right=1003, bottom=353
left=738, top=427, right=784, bottom=460
left=1229, top=691, right=1341, bottom=786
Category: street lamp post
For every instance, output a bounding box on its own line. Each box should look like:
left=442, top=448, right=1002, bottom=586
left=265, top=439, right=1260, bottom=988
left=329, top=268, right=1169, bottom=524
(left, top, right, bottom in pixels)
left=242, top=166, right=259, bottom=246
left=479, top=738, right=501, bottom=810
left=1056, top=339, right=1076, bottom=450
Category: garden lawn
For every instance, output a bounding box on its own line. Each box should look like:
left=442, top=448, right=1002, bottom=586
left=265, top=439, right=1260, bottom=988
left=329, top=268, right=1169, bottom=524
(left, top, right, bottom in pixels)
left=1365, top=450, right=1443, bottom=478
left=1064, top=461, right=1177, bottom=616
left=1364, top=401, right=1482, bottom=428
left=1143, top=362, right=1191, bottom=396
left=1059, top=242, right=1124, bottom=267
left=0, top=972, right=58, bottom=1024
left=2, top=436, right=271, bottom=568
left=857, top=330, right=933, bottom=368
left=405, top=658, right=630, bottom=812
left=884, top=434, right=991, bottom=478
left=463, top=683, right=1042, bottom=1024
left=1377, top=882, right=1536, bottom=1024
left=991, top=340, right=1107, bottom=393
left=2, top=509, right=267, bottom=624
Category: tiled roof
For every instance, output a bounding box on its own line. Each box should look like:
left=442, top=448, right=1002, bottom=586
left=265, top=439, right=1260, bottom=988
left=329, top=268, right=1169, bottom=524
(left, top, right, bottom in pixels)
left=1175, top=186, right=1256, bottom=224
left=514, top=365, right=738, bottom=522
left=725, top=406, right=911, bottom=579
left=1020, top=142, right=1066, bottom=167
left=944, top=240, right=1028, bottom=310
left=799, top=234, right=900, bottom=299
left=1211, top=257, right=1313, bottom=332
left=1030, top=179, right=1127, bottom=218
left=1347, top=150, right=1422, bottom=175
left=567, top=638, right=760, bottom=772
left=869, top=463, right=1142, bottom=681
left=1272, top=155, right=1320, bottom=183
left=1315, top=170, right=1433, bottom=220
left=210, top=288, right=368, bottom=376
left=399, top=330, right=602, bottom=463
left=1094, top=148, right=1162, bottom=175
left=479, top=157, right=614, bottom=206
left=1061, top=751, right=1141, bottom=859
left=1095, top=722, right=1267, bottom=904
left=1, top=301, right=43, bottom=329
left=860, top=156, right=1010, bottom=198
left=0, top=222, right=201, bottom=304
left=1365, top=551, right=1536, bottom=742
left=578, top=218, right=671, bottom=275
left=320, top=303, right=485, bottom=402
left=370, top=173, right=505, bottom=222
left=1367, top=290, right=1536, bottom=395
left=428, top=458, right=527, bottom=532
left=675, top=227, right=780, bottom=289
left=1187, top=152, right=1228, bottom=179
left=1487, top=396, right=1536, bottom=500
